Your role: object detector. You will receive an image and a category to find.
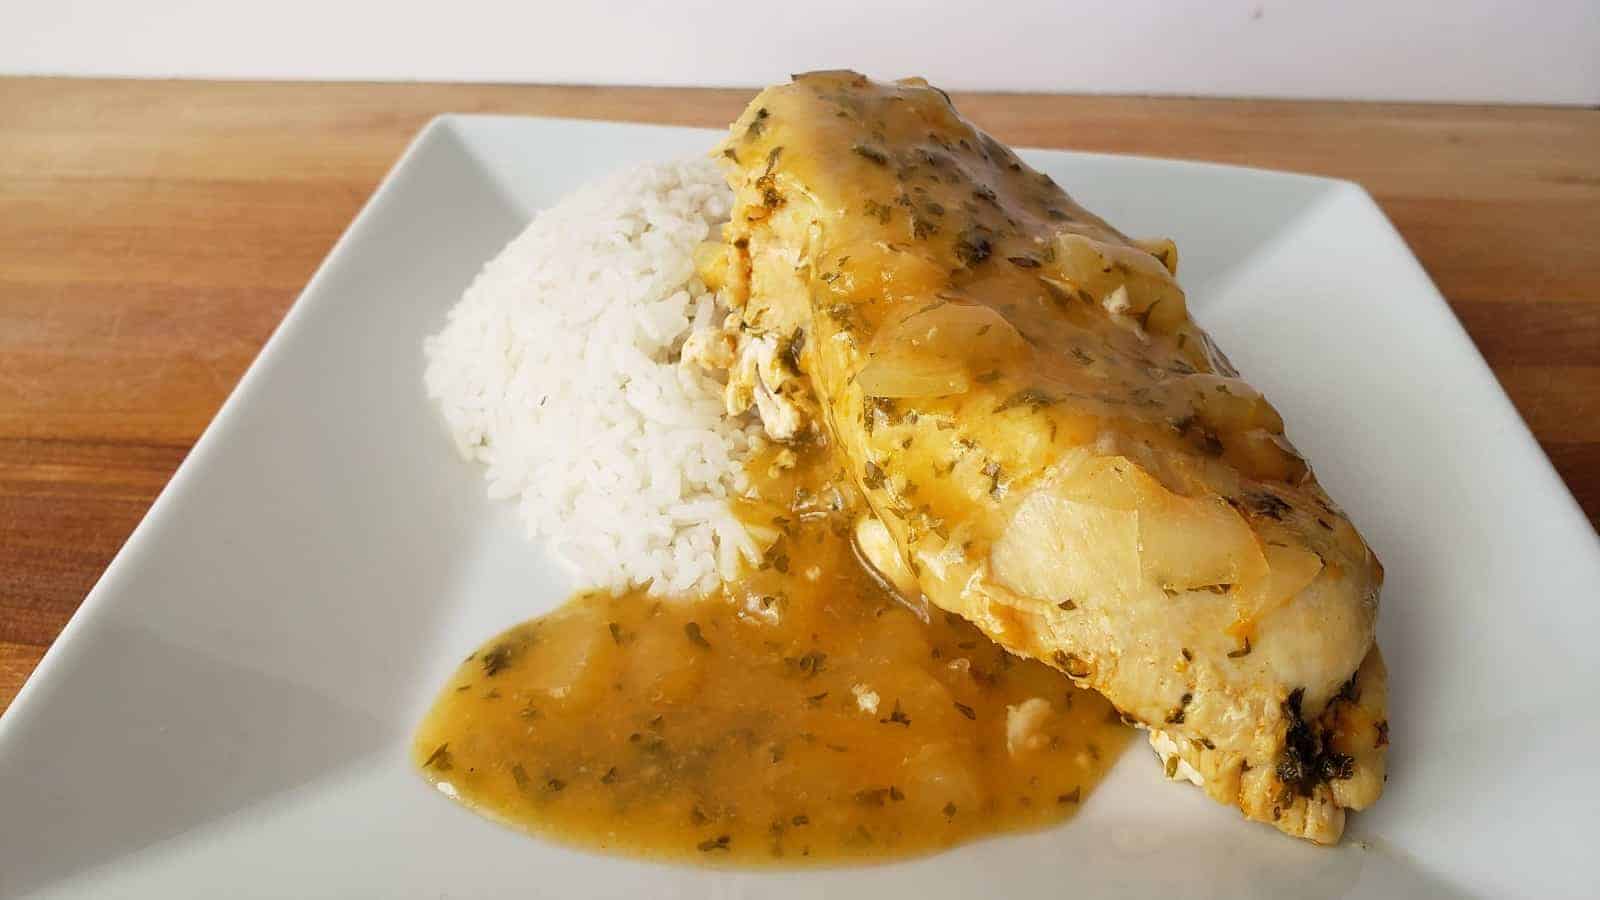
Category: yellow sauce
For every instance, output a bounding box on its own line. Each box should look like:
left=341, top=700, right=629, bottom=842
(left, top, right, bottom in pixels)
left=414, top=449, right=1129, bottom=865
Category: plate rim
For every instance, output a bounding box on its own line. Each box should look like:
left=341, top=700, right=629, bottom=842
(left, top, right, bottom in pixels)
left=3, top=113, right=1596, bottom=894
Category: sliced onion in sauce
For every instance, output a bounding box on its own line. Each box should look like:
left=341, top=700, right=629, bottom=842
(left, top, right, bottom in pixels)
left=857, top=302, right=1027, bottom=398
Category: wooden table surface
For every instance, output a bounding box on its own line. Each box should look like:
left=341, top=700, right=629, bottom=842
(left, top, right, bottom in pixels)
left=1, top=78, right=1596, bottom=713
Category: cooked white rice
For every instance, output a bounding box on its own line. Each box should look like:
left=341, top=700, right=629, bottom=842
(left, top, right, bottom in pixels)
left=423, top=158, right=762, bottom=596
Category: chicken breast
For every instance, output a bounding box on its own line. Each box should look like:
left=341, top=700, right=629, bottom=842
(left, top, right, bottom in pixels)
left=703, top=71, right=1387, bottom=843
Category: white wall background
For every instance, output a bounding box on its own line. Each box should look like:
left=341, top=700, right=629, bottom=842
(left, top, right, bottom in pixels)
left=3, top=0, right=1597, bottom=104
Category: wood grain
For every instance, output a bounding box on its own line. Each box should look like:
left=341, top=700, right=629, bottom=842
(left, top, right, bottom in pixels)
left=1, top=78, right=1597, bottom=714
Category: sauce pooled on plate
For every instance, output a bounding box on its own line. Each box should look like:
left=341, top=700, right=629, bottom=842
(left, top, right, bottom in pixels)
left=413, top=447, right=1129, bottom=865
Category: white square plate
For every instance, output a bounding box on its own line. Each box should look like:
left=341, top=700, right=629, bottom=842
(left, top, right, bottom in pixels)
left=2, top=116, right=1596, bottom=899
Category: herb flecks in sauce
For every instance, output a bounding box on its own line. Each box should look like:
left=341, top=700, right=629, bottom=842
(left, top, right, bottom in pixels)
left=413, top=445, right=1129, bottom=866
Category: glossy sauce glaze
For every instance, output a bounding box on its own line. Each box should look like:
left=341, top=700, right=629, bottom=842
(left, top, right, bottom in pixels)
left=706, top=73, right=1384, bottom=844
left=414, top=448, right=1129, bottom=865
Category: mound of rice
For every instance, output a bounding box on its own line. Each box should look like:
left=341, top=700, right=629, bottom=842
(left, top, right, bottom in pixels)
left=423, top=158, right=763, bottom=596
